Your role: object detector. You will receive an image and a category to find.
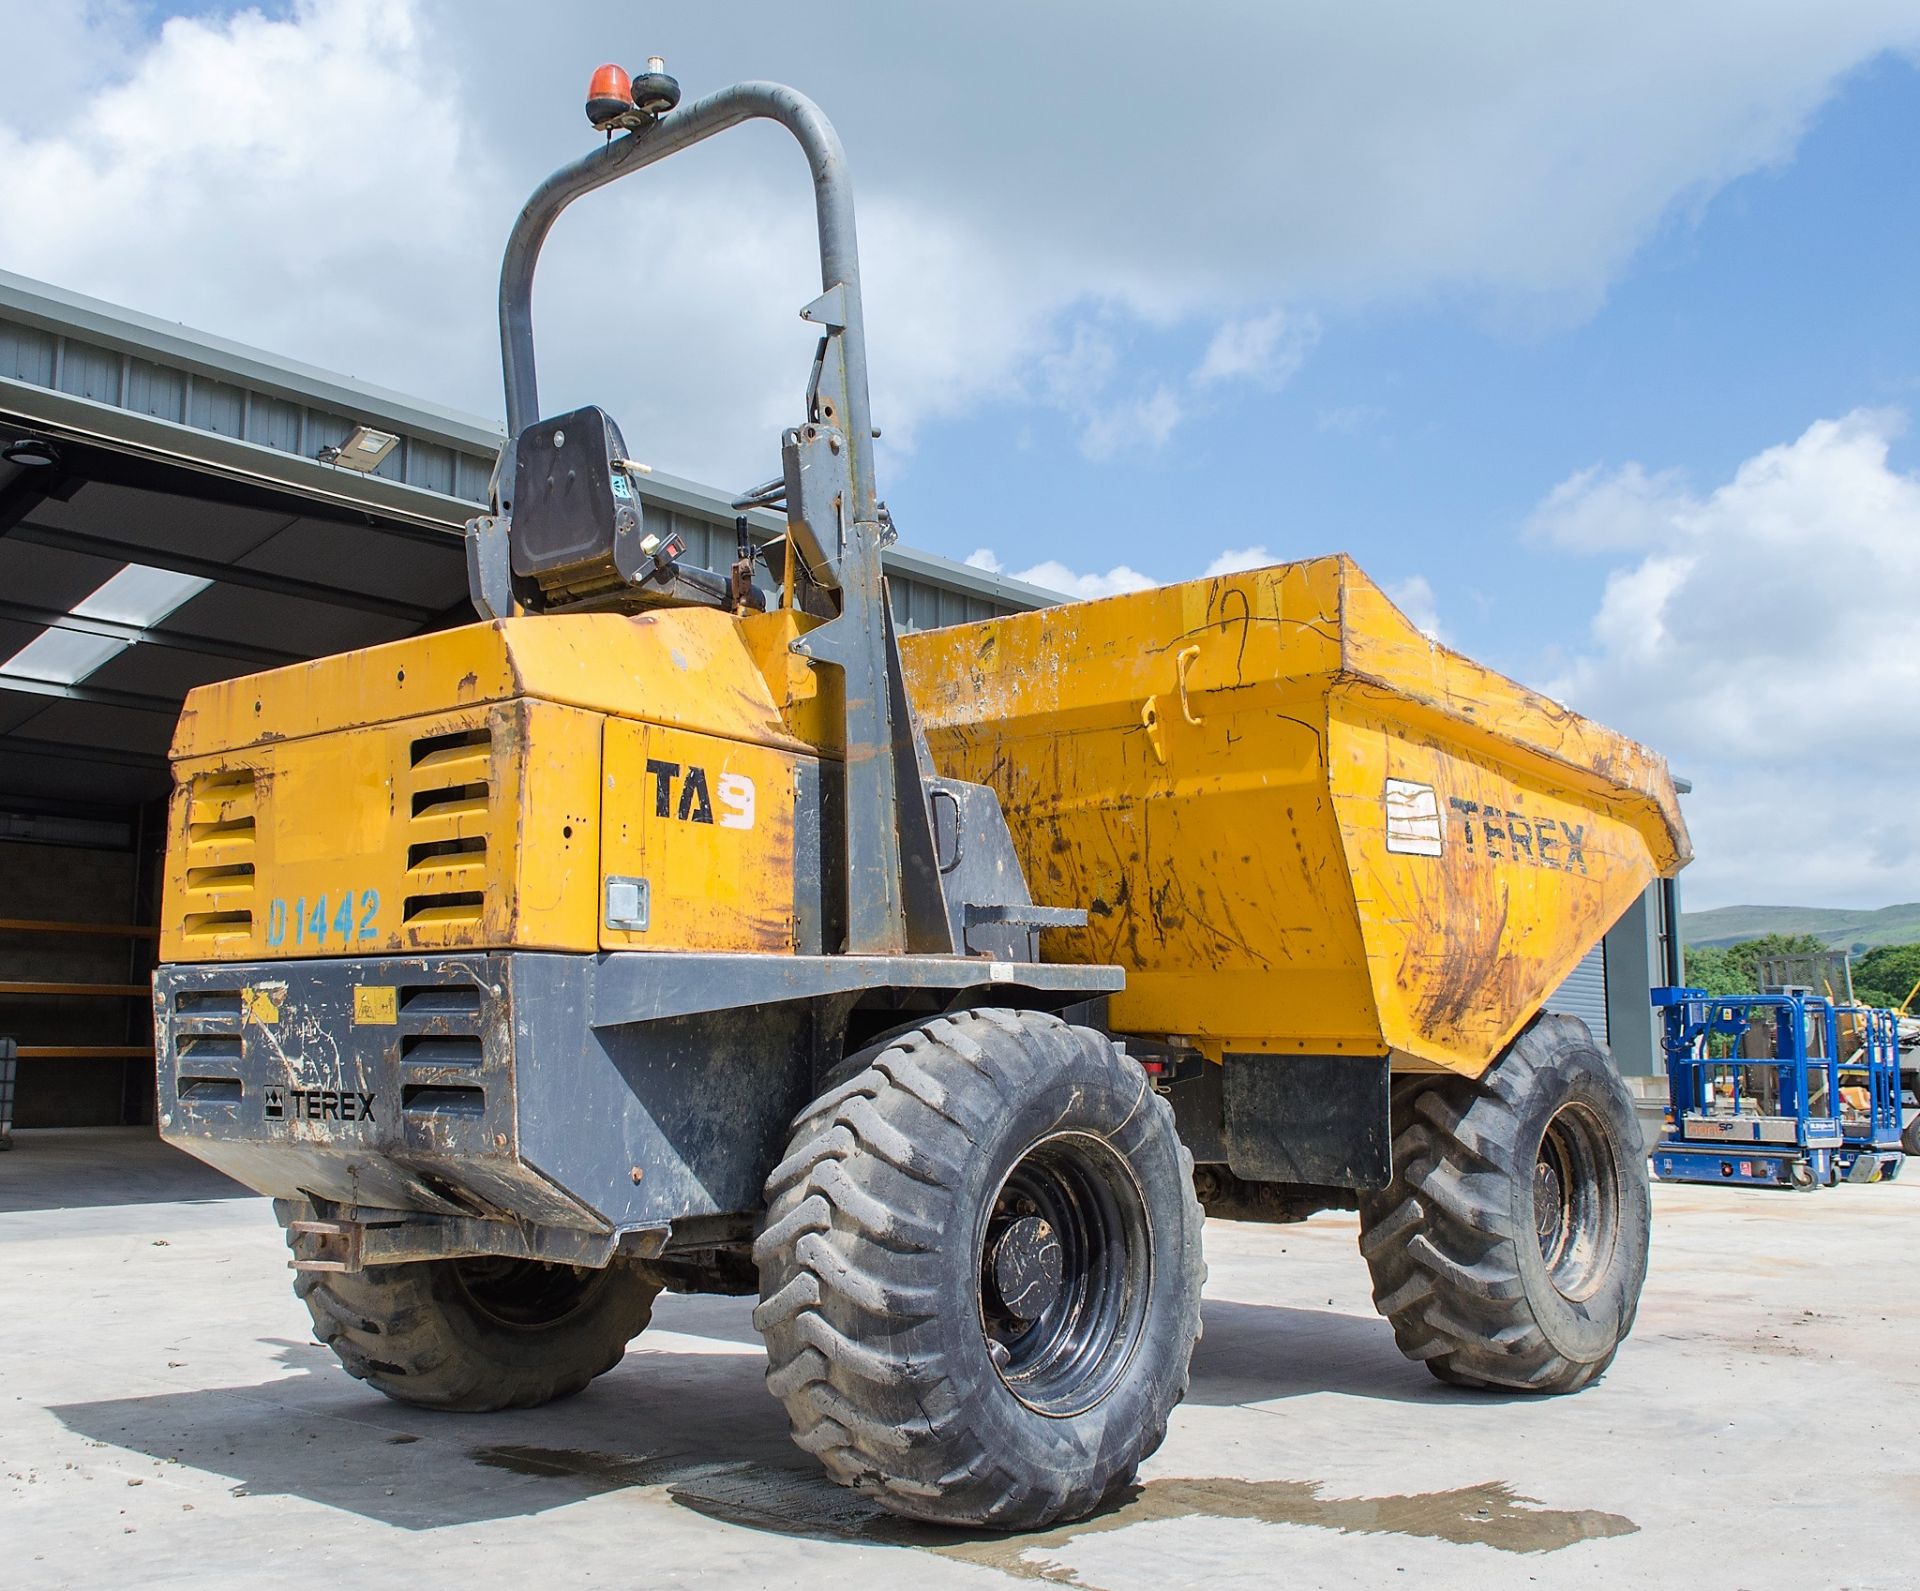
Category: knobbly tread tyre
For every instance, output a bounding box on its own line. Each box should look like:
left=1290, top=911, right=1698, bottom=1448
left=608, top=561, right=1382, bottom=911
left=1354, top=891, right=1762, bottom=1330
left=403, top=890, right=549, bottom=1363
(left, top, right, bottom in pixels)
left=285, top=1215, right=661, bottom=1412
left=753, top=1007, right=1205, bottom=1530
left=1357, top=1014, right=1650, bottom=1394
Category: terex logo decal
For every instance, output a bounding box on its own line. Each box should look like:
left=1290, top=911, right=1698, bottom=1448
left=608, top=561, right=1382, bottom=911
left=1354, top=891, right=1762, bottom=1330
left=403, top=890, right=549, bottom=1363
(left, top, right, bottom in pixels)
left=266, top=1087, right=375, bottom=1122
left=1448, top=798, right=1588, bottom=874
left=644, top=759, right=755, bottom=830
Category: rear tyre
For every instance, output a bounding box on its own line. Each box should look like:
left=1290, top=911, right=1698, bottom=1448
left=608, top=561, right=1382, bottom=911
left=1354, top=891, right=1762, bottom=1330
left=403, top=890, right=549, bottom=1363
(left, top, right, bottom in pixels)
left=1902, top=1111, right=1920, bottom=1158
left=286, top=1218, right=661, bottom=1411
left=753, top=1008, right=1204, bottom=1529
left=1357, top=1014, right=1650, bottom=1394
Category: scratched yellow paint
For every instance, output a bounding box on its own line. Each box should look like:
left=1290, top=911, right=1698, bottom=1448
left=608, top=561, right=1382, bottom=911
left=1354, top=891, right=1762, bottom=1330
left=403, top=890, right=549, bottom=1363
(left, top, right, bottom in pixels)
left=901, top=555, right=1691, bottom=1077
left=160, top=548, right=1688, bottom=1081
left=160, top=608, right=837, bottom=963
left=162, top=698, right=595, bottom=959
left=169, top=607, right=827, bottom=762
left=600, top=721, right=803, bottom=952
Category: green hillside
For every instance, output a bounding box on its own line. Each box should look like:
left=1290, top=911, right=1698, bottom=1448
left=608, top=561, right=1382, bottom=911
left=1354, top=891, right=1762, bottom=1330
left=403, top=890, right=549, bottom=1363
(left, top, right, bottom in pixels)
left=1682, top=903, right=1920, bottom=950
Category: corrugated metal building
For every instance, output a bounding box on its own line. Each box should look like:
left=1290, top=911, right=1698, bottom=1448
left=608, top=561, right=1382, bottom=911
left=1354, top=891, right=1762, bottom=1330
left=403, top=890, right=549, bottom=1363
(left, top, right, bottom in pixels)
left=1539, top=874, right=1683, bottom=1076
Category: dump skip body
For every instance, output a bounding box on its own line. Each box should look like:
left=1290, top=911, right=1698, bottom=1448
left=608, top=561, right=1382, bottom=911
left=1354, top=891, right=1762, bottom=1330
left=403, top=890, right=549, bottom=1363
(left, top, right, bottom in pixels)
left=901, top=555, right=1690, bottom=1077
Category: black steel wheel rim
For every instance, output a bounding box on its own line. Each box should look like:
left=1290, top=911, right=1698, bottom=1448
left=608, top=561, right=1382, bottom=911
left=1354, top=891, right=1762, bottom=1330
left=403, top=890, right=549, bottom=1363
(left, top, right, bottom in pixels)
left=451, top=1257, right=600, bottom=1328
left=1532, top=1103, right=1619, bottom=1302
left=977, top=1131, right=1151, bottom=1417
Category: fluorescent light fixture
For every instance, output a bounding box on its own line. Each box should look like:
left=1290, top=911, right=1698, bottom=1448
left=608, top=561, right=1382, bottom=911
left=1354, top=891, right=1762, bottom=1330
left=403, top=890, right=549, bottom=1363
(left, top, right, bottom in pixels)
left=0, top=562, right=213, bottom=685
left=322, top=425, right=399, bottom=472
left=72, top=564, right=212, bottom=628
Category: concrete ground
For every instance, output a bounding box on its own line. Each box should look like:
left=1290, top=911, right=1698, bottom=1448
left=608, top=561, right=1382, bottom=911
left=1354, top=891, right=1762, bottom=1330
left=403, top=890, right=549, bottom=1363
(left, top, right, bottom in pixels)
left=3, top=1129, right=1915, bottom=1591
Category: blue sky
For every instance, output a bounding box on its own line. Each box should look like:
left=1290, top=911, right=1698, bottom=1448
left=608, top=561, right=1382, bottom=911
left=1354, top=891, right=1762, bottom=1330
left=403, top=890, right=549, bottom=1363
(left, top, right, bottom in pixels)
left=902, top=50, right=1920, bottom=687
left=2, top=3, right=1917, bottom=910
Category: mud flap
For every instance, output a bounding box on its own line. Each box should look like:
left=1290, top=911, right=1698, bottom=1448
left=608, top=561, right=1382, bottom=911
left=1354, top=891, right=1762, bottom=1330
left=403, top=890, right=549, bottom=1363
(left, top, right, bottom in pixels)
left=1221, top=1053, right=1391, bottom=1189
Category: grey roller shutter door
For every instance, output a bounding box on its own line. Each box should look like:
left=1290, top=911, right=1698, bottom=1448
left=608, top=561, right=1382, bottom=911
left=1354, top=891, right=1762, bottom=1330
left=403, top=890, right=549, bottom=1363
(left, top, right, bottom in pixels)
left=1544, top=940, right=1609, bottom=1045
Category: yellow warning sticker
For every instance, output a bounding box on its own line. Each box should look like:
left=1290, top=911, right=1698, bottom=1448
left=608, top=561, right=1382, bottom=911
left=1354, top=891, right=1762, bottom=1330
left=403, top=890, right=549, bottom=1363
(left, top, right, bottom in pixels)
left=353, top=985, right=398, bottom=1026
left=241, top=986, right=281, bottom=1025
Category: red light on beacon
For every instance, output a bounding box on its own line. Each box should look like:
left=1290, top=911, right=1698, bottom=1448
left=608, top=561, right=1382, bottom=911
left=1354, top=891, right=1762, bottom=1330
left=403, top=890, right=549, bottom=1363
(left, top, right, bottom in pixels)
left=586, top=63, right=635, bottom=128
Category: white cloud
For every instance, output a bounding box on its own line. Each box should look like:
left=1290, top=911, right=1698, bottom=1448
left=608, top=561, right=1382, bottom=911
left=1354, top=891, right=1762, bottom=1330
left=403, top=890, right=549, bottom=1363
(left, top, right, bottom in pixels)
left=0, top=2, right=143, bottom=129
left=1036, top=322, right=1121, bottom=410
left=1204, top=546, right=1277, bottom=577
left=965, top=548, right=1156, bottom=599
left=2, top=1, right=1915, bottom=495
left=1194, top=309, right=1319, bottom=390
left=0, top=0, right=502, bottom=428
left=1029, top=319, right=1197, bottom=460
left=1384, top=574, right=1445, bottom=640
left=1012, top=561, right=1159, bottom=600
left=1060, top=309, right=1314, bottom=461
left=1317, top=403, right=1388, bottom=435
left=1079, top=385, right=1184, bottom=461
left=970, top=541, right=1316, bottom=594
left=1525, top=461, right=1695, bottom=551
left=1544, top=410, right=1920, bottom=908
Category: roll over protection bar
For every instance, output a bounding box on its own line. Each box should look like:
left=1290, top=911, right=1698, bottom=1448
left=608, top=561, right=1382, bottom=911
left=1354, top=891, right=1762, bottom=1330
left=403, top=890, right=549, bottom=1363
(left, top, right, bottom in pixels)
left=486, top=78, right=930, bottom=957
left=496, top=80, right=879, bottom=532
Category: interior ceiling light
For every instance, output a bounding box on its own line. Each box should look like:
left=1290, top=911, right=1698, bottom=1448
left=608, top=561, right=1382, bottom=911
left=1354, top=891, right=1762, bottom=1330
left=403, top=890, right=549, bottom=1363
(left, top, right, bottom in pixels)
left=318, top=424, right=399, bottom=473
left=0, top=561, right=213, bottom=686
left=2, top=436, right=59, bottom=467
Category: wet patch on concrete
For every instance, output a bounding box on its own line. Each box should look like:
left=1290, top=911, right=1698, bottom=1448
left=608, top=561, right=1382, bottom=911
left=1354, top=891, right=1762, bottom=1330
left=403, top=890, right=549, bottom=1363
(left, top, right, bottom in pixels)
left=923, top=1477, right=1637, bottom=1581
left=475, top=1445, right=1636, bottom=1577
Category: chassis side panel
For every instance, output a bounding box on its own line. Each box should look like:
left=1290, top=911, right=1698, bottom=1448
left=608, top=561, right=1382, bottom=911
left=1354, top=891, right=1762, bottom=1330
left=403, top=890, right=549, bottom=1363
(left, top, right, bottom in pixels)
left=156, top=950, right=1118, bottom=1242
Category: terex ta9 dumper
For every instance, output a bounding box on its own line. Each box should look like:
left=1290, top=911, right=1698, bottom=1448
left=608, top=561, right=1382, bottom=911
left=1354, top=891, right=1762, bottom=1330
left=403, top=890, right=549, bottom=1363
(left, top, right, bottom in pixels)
left=152, top=65, right=1691, bottom=1530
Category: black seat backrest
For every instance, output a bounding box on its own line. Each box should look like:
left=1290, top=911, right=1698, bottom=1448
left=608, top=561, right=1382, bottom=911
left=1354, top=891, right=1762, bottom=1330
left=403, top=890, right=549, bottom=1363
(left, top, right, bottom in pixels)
left=508, top=404, right=645, bottom=599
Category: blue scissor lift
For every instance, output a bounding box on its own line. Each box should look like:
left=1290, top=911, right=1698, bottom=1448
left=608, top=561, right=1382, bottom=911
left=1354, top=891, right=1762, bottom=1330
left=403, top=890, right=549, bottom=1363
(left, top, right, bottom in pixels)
left=1833, top=1003, right=1904, bottom=1183
left=1650, top=988, right=1843, bottom=1190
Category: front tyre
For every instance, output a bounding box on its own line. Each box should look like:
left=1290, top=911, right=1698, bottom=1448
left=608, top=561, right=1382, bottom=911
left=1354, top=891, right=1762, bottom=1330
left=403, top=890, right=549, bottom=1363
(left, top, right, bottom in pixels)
left=1357, top=1014, right=1650, bottom=1394
left=287, top=1214, right=661, bottom=1411
left=753, top=1008, right=1204, bottom=1529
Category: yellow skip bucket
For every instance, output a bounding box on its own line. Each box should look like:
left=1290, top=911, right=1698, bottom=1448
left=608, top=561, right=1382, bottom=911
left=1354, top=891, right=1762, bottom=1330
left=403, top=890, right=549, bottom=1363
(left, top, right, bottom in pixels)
left=900, top=556, right=1690, bottom=1077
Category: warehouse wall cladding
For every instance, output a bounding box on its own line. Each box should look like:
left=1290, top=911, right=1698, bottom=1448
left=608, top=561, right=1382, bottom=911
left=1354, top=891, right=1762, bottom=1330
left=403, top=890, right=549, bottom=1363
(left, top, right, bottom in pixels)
left=0, top=267, right=1677, bottom=1134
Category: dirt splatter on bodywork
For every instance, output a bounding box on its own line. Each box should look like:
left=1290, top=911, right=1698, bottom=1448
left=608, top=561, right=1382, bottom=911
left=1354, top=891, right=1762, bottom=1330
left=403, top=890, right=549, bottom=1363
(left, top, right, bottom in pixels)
left=901, top=555, right=1690, bottom=1078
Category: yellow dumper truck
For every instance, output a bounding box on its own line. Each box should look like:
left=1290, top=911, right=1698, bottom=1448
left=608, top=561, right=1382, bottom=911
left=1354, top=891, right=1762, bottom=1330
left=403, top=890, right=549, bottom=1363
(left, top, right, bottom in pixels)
left=151, top=67, right=1690, bottom=1530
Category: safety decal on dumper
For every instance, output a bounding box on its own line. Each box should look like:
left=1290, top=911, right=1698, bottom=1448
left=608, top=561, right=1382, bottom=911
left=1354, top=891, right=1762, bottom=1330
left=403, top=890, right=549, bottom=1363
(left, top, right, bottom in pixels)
left=1384, top=779, right=1444, bottom=856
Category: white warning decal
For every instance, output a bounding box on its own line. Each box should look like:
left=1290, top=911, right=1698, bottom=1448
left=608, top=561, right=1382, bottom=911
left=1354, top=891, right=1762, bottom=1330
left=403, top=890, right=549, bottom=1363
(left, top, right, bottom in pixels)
left=1384, top=778, right=1443, bottom=856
